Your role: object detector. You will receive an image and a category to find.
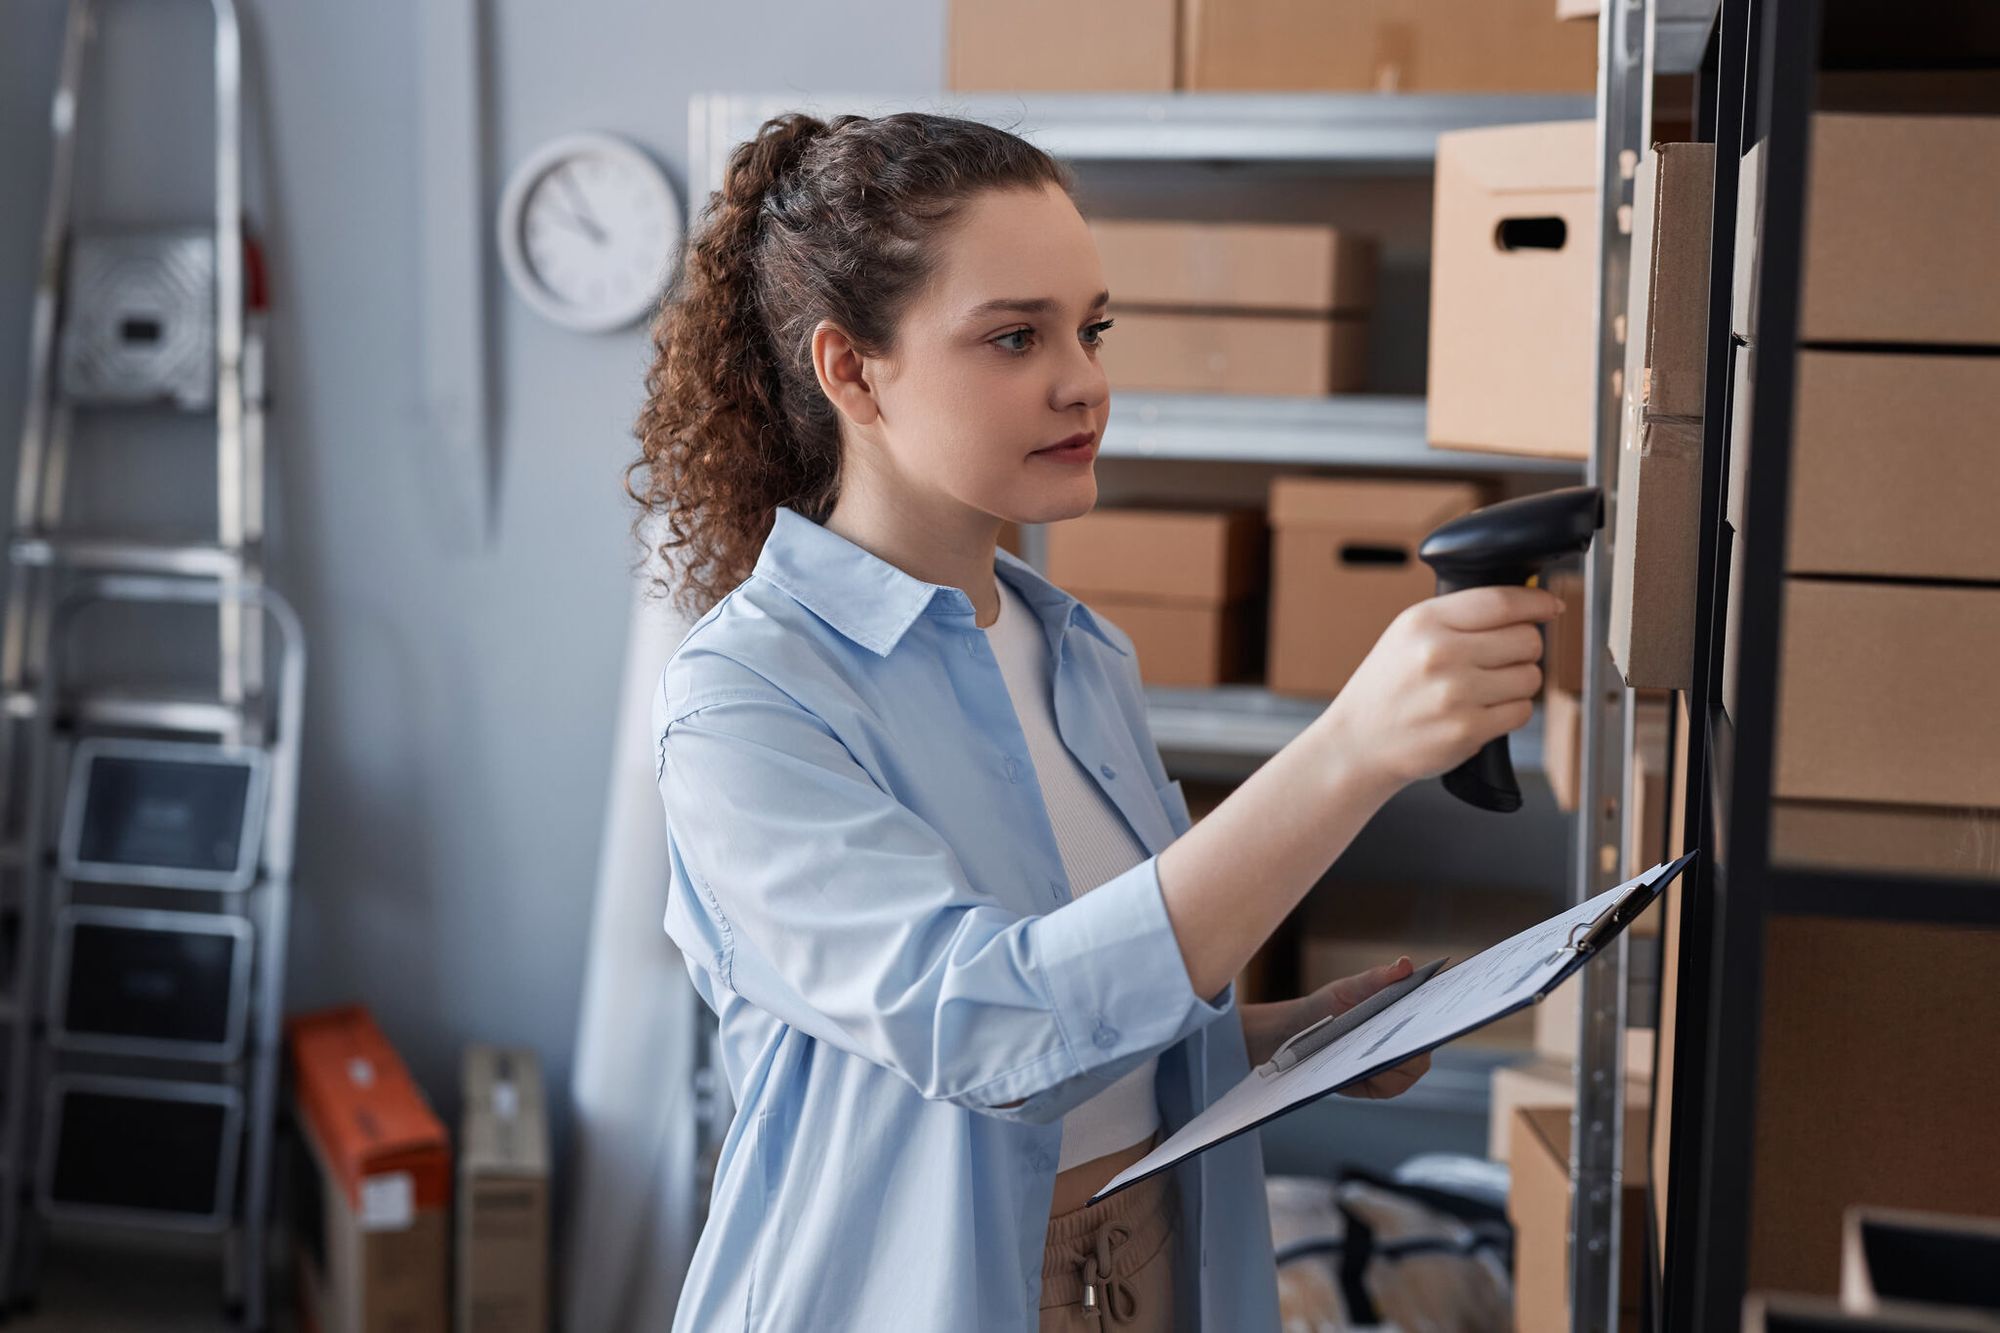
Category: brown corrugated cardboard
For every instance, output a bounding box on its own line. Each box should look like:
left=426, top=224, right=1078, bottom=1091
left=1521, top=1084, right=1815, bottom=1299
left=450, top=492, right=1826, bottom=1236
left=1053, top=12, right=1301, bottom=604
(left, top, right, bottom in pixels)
left=1609, top=414, right=1705, bottom=689
left=1048, top=507, right=1267, bottom=688
left=949, top=0, right=1176, bottom=91
left=457, top=1046, right=549, bottom=1333
left=1428, top=120, right=1601, bottom=459
left=1265, top=476, right=1486, bottom=697
left=1542, top=686, right=1670, bottom=816
left=1625, top=143, right=1715, bottom=421
left=1610, top=166, right=1710, bottom=695
left=1770, top=801, right=2000, bottom=879
left=1789, top=352, right=2000, bottom=581
left=1733, top=115, right=2000, bottom=345
left=1104, top=309, right=1368, bottom=395
left=1543, top=684, right=1580, bottom=811
left=1087, top=598, right=1258, bottom=687
left=1510, top=1104, right=1648, bottom=1333
left=1046, top=506, right=1266, bottom=603
left=289, top=1007, right=450, bottom=1333
left=1748, top=918, right=2000, bottom=1295
left=1180, top=0, right=1598, bottom=93
left=1089, top=219, right=1378, bottom=315
left=1487, top=1055, right=1651, bottom=1162
left=1775, top=581, right=2000, bottom=809
left=1532, top=977, right=1659, bottom=1075
left=1548, top=571, right=1586, bottom=694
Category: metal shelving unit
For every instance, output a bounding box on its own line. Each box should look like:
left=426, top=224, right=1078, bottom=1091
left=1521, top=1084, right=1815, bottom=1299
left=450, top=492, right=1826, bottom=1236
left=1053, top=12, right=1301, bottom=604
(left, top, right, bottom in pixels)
left=1103, top=391, right=1581, bottom=472
left=1660, top=1, right=2000, bottom=1328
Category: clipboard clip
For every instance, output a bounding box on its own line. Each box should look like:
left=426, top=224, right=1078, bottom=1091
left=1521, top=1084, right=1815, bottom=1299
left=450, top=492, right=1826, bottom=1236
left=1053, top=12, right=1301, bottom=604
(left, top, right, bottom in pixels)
left=1547, top=880, right=1657, bottom=966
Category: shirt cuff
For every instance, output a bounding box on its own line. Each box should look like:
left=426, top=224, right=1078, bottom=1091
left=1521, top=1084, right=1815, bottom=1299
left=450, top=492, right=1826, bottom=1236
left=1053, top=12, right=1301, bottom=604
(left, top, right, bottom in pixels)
left=1035, top=853, right=1235, bottom=1080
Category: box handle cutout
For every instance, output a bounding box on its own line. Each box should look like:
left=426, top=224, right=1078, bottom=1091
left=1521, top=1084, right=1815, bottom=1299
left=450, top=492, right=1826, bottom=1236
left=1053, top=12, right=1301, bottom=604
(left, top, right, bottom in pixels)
left=1494, top=216, right=1568, bottom=251
left=1339, top=544, right=1411, bottom=568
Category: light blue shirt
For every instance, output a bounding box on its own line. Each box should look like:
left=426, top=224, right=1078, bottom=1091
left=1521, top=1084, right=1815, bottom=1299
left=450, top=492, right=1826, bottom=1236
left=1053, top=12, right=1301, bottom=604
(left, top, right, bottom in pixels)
left=653, top=504, right=1281, bottom=1332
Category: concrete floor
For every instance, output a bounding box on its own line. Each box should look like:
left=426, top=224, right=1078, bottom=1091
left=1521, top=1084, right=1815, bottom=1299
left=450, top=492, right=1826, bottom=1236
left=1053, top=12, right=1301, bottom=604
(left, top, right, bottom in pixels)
left=11, top=1233, right=297, bottom=1332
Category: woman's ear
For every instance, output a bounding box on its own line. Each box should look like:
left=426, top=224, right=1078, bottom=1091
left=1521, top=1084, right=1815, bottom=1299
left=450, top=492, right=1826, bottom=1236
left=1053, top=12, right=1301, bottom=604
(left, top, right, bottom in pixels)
left=811, top=320, right=881, bottom=428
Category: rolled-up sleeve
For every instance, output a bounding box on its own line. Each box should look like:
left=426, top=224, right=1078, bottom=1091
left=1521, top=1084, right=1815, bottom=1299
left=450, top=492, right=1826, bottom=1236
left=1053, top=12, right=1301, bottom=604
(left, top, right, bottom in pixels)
left=654, top=673, right=1231, bottom=1125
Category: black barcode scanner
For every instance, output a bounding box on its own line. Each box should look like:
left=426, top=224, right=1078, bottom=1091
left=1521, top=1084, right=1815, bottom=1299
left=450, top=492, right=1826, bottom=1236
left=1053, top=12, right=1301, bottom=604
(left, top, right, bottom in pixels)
left=1417, top=485, right=1604, bottom=813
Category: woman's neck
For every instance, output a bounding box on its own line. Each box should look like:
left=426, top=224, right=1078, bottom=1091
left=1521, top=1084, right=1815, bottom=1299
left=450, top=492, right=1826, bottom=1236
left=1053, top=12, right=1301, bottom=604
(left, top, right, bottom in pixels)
left=823, top=482, right=1005, bottom=627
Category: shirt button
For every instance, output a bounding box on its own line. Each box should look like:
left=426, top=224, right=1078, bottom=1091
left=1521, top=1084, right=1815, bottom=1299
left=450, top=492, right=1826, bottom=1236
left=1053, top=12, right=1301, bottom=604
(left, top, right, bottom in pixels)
left=964, top=635, right=982, bottom=657
left=1092, top=1020, right=1120, bottom=1049
left=1004, top=756, right=1023, bottom=783
left=1049, top=878, right=1068, bottom=903
left=1099, top=763, right=1117, bottom=781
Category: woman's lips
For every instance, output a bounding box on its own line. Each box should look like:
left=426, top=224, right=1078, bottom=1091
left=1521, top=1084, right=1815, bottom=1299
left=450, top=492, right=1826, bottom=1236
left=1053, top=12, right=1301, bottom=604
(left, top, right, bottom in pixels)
left=1033, top=433, right=1096, bottom=460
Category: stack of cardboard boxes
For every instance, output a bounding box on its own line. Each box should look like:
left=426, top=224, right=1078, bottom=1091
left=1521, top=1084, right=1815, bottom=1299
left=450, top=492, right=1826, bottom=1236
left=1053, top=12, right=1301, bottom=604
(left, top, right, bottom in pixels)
left=1041, top=475, right=1489, bottom=695
left=1088, top=219, right=1377, bottom=397
left=1719, top=108, right=2000, bottom=1297
left=1728, top=112, right=2000, bottom=879
left=949, top=0, right=1597, bottom=94
left=289, top=1008, right=551, bottom=1333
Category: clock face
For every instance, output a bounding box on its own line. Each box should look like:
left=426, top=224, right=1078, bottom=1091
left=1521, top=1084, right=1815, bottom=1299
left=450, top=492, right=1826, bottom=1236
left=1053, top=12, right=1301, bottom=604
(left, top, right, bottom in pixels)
left=499, top=134, right=682, bottom=332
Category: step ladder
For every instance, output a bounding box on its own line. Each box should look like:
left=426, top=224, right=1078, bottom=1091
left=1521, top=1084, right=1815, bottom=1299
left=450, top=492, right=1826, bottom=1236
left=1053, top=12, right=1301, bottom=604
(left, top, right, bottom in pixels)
left=0, top=2, right=303, bottom=1328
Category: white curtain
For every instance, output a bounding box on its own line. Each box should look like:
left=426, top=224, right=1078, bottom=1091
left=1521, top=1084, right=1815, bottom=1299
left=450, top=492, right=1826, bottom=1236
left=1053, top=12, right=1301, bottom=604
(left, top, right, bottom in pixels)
left=559, top=574, right=703, bottom=1331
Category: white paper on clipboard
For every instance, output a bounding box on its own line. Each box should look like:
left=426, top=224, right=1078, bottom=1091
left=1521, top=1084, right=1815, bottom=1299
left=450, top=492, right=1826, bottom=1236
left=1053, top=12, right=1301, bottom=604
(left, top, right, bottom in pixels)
left=1091, top=851, right=1698, bottom=1204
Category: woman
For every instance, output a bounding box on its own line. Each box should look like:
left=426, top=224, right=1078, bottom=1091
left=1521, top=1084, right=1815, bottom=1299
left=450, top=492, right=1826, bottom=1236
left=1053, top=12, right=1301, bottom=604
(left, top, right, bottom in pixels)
left=629, top=111, right=1558, bottom=1333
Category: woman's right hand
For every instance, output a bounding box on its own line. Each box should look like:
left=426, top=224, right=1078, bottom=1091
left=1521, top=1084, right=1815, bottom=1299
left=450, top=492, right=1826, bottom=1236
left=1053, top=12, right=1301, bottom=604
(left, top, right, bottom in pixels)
left=1316, top=585, right=1564, bottom=794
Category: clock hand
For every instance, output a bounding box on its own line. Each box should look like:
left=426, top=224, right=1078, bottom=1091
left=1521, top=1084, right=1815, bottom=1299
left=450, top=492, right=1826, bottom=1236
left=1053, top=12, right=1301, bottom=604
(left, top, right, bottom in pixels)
left=554, top=167, right=608, bottom=244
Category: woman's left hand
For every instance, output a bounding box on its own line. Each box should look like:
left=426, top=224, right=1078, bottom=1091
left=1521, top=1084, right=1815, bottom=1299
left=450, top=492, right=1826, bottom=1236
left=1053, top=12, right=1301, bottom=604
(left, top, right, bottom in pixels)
left=1238, top=956, right=1432, bottom=1099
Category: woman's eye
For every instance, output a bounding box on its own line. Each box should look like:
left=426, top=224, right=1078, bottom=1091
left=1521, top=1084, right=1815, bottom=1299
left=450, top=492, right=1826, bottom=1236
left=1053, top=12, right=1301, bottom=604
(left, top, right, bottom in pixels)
left=994, top=320, right=1115, bottom=355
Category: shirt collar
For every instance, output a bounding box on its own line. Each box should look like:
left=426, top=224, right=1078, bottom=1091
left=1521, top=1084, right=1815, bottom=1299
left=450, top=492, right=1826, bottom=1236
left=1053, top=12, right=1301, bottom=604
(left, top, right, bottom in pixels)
left=751, top=504, right=1129, bottom=660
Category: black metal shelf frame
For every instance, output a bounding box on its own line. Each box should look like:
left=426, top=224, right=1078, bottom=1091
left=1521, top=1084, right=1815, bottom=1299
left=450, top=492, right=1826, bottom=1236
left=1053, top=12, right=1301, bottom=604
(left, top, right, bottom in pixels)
left=1659, top=1, right=2000, bottom=1329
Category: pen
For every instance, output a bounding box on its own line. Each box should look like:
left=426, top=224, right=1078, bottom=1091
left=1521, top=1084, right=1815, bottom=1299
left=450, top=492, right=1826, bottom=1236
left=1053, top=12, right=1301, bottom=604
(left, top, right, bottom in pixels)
left=1256, top=956, right=1448, bottom=1078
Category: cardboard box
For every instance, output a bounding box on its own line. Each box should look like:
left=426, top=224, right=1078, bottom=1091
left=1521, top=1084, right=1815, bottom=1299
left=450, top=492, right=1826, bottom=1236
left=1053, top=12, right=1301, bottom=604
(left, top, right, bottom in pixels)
left=1788, top=352, right=2000, bottom=582
left=1733, top=115, right=2000, bottom=345
left=1624, top=143, right=1715, bottom=421
left=1548, top=571, right=1587, bottom=694
left=1487, top=1055, right=1651, bottom=1162
left=1839, top=1206, right=2000, bottom=1320
left=289, top=1006, right=450, bottom=1333
left=1747, top=917, right=2000, bottom=1295
left=1265, top=476, right=1486, bottom=697
left=1509, top=1103, right=1648, bottom=1333
left=949, top=0, right=1175, bottom=91
left=1103, top=309, right=1368, bottom=395
left=1610, top=144, right=1713, bottom=691
left=1541, top=684, right=1670, bottom=817
left=1047, top=506, right=1266, bottom=687
left=1087, top=600, right=1259, bottom=687
left=1770, top=801, right=2000, bottom=880
left=1774, top=581, right=2000, bottom=809
left=1179, top=0, right=1598, bottom=93
left=457, top=1046, right=549, bottom=1333
left=1428, top=120, right=1601, bottom=460
left=1531, top=978, right=1658, bottom=1076
left=1088, top=219, right=1378, bottom=315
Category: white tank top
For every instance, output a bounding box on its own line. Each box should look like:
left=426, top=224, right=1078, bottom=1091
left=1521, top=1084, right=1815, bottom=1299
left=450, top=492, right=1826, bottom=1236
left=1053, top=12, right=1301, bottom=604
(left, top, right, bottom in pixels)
left=982, top=574, right=1162, bottom=1171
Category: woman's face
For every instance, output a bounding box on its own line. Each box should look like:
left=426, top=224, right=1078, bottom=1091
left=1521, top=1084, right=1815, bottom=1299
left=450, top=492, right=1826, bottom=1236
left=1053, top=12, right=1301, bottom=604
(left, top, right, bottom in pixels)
left=825, top=182, right=1114, bottom=530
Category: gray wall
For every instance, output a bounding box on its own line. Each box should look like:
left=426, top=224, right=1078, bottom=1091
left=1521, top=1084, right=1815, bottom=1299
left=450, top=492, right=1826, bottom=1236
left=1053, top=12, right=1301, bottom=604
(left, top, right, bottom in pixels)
left=0, top=0, right=943, bottom=1163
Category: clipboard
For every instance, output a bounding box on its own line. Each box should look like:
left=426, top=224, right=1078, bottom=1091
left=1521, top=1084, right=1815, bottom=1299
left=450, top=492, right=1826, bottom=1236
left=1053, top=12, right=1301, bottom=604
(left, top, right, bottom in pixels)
left=1090, top=849, right=1699, bottom=1204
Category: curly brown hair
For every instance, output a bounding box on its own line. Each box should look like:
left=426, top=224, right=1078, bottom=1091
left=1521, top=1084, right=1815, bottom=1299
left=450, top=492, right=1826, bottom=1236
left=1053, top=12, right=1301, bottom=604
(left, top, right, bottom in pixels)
left=626, top=110, right=1078, bottom=620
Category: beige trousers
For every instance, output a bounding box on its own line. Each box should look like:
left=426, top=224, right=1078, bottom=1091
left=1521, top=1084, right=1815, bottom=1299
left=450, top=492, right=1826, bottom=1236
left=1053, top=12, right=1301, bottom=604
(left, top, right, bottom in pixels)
left=1038, top=1169, right=1178, bottom=1332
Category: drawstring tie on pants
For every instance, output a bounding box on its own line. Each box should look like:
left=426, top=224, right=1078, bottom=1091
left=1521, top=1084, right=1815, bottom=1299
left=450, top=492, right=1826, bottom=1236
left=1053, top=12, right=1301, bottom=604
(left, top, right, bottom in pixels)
left=1078, top=1218, right=1140, bottom=1325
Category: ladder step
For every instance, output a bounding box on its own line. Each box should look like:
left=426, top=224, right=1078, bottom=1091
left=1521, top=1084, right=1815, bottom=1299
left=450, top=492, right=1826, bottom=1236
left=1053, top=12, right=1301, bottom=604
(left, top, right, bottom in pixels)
left=9, top=535, right=249, bottom=578
left=2, top=689, right=250, bottom=735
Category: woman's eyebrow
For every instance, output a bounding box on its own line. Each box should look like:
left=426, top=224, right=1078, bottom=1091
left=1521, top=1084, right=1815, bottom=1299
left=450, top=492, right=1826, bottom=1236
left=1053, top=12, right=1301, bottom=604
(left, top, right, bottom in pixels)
left=963, top=290, right=1111, bottom=320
